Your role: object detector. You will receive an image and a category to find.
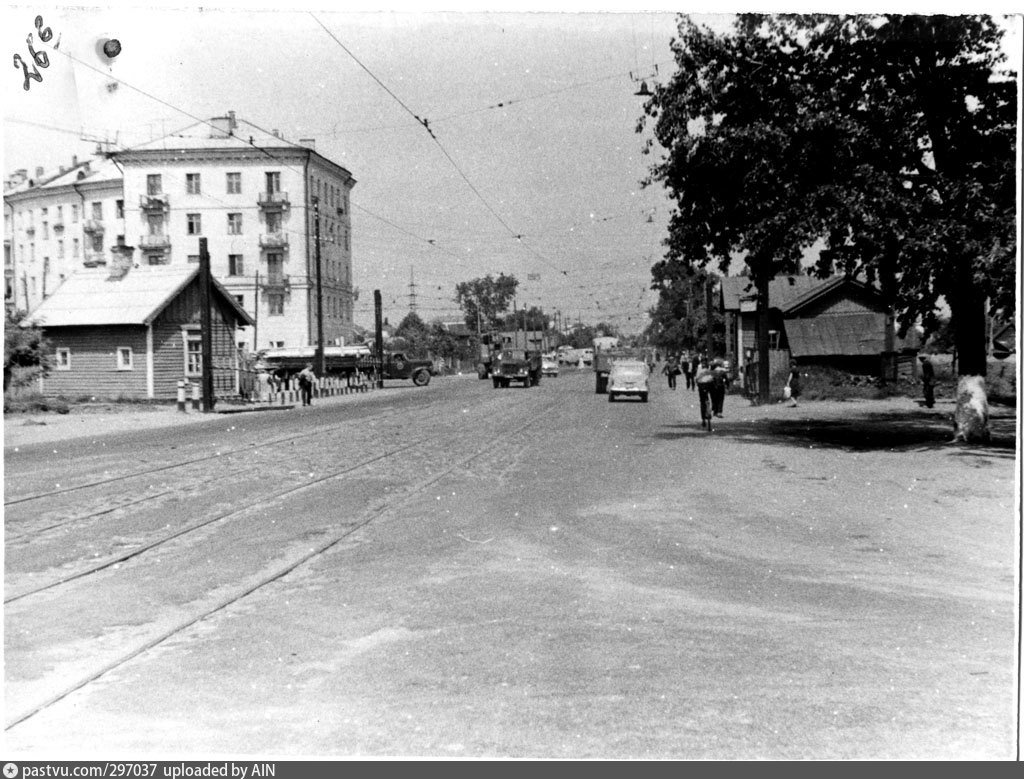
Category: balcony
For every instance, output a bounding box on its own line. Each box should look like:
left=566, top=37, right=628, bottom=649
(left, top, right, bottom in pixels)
left=138, top=234, right=171, bottom=250
left=259, top=232, right=289, bottom=250
left=52, top=220, right=65, bottom=232
left=261, top=275, right=291, bottom=293
left=83, top=251, right=106, bottom=268
left=257, top=191, right=290, bottom=209
left=83, top=219, right=104, bottom=234
left=140, top=193, right=170, bottom=211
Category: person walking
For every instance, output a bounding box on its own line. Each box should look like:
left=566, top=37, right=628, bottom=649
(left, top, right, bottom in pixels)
left=919, top=353, right=935, bottom=408
left=681, top=352, right=693, bottom=390
left=688, top=352, right=700, bottom=391
left=298, top=363, right=316, bottom=406
left=709, top=358, right=728, bottom=417
left=662, top=355, right=680, bottom=390
left=785, top=361, right=801, bottom=407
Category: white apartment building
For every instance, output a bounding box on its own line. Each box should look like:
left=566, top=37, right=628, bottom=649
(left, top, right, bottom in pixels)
left=113, top=113, right=358, bottom=350
left=4, top=159, right=126, bottom=313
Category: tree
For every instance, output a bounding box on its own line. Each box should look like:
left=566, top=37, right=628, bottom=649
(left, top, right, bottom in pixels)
left=640, top=14, right=1016, bottom=432
left=393, top=311, right=430, bottom=356
left=638, top=16, right=828, bottom=402
left=455, top=274, right=519, bottom=333
left=4, top=309, right=50, bottom=393
left=646, top=263, right=724, bottom=356
left=499, top=305, right=549, bottom=333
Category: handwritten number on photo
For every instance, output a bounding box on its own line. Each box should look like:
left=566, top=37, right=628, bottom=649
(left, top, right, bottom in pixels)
left=13, top=15, right=57, bottom=91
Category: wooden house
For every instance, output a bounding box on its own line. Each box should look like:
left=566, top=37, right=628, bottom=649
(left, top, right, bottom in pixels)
left=21, top=261, right=254, bottom=400
left=720, top=274, right=919, bottom=385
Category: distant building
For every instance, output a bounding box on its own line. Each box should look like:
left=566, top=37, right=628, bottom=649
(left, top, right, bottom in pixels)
left=113, top=112, right=357, bottom=351
left=5, top=111, right=358, bottom=352
left=4, top=158, right=125, bottom=313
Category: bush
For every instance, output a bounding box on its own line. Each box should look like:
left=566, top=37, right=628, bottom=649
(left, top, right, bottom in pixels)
left=4, top=393, right=69, bottom=414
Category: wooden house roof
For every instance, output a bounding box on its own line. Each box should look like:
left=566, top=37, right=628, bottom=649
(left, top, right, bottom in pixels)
left=21, top=265, right=254, bottom=328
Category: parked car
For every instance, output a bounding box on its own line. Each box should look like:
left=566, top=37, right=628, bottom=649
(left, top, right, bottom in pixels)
left=607, top=359, right=650, bottom=403
left=581, top=348, right=594, bottom=366
left=541, top=357, right=559, bottom=377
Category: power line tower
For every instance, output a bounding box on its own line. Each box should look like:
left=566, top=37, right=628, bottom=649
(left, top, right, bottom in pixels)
left=407, top=267, right=418, bottom=314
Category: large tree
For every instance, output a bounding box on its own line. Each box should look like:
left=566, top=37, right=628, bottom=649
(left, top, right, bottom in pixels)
left=4, top=308, right=50, bottom=393
left=645, top=263, right=724, bottom=356
left=640, top=14, right=1016, bottom=432
left=455, top=274, right=519, bottom=333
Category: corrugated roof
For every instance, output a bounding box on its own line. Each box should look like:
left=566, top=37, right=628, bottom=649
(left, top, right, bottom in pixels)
left=21, top=264, right=253, bottom=328
left=720, top=274, right=822, bottom=312
left=785, top=313, right=888, bottom=357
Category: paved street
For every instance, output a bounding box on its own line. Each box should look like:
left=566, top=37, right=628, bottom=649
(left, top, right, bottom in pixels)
left=3, top=368, right=1018, bottom=758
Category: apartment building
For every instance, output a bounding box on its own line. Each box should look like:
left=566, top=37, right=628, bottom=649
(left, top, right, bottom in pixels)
left=4, top=159, right=125, bottom=313
left=112, top=113, right=358, bottom=350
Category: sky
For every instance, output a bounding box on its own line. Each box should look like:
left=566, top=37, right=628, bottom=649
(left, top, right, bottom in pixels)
left=3, top=3, right=1021, bottom=333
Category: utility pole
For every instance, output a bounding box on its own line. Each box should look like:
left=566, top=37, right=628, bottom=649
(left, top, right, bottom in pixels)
left=705, top=276, right=714, bottom=359
left=313, top=196, right=325, bottom=375
left=408, top=267, right=418, bottom=313
left=253, top=270, right=259, bottom=352
left=374, top=289, right=384, bottom=389
left=198, top=237, right=214, bottom=412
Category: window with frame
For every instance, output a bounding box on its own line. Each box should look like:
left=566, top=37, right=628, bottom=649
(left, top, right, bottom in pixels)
left=116, top=199, right=124, bottom=219
left=266, top=253, right=284, bottom=284
left=147, top=174, right=162, bottom=195
left=187, top=254, right=199, bottom=264
left=768, top=330, right=781, bottom=350
left=267, top=292, right=285, bottom=316
left=147, top=214, right=165, bottom=235
left=148, top=254, right=166, bottom=265
left=227, top=213, right=243, bottom=235
left=265, top=211, right=281, bottom=233
left=56, top=348, right=71, bottom=370
left=186, top=173, right=201, bottom=194
left=56, top=205, right=63, bottom=221
left=266, top=171, right=281, bottom=193
left=71, top=204, right=79, bottom=222
left=235, top=295, right=244, bottom=308
left=91, top=202, right=103, bottom=220
left=116, top=347, right=133, bottom=370
left=226, top=172, right=241, bottom=194
left=186, top=213, right=202, bottom=235
left=42, top=222, right=49, bottom=239
left=228, top=254, right=244, bottom=276
left=91, top=234, right=103, bottom=252
left=57, top=240, right=64, bottom=258
left=184, top=331, right=202, bottom=376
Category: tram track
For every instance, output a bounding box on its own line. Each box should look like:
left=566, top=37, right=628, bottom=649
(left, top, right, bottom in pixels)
left=4, top=395, right=561, bottom=731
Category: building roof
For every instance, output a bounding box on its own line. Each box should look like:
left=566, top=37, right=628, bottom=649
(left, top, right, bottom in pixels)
left=778, top=276, right=881, bottom=315
left=720, top=274, right=823, bottom=313
left=4, top=157, right=121, bottom=199
left=21, top=264, right=254, bottom=328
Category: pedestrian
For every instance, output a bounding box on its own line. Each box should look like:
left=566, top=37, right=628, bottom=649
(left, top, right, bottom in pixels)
left=681, top=352, right=693, bottom=390
left=785, top=361, right=801, bottom=407
left=688, top=352, right=700, bottom=391
left=298, top=362, right=316, bottom=406
left=709, top=358, right=728, bottom=417
left=256, top=365, right=271, bottom=403
left=662, top=354, right=680, bottom=390
left=919, top=353, right=935, bottom=408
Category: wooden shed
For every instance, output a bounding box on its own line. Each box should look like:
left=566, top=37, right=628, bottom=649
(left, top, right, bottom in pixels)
left=22, top=263, right=254, bottom=400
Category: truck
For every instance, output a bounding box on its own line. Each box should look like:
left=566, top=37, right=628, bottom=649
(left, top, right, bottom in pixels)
left=592, top=341, right=643, bottom=394
left=477, top=329, right=553, bottom=379
left=257, top=345, right=433, bottom=386
left=491, top=348, right=542, bottom=388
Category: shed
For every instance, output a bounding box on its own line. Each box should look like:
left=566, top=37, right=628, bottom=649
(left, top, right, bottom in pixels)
left=21, top=263, right=254, bottom=400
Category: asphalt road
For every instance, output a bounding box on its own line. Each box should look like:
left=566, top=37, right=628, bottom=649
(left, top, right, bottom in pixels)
left=3, top=368, right=1019, bottom=758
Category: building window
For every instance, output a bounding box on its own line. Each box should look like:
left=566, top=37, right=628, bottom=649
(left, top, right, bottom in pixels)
left=186, top=213, right=202, bottom=235
left=267, top=293, right=285, bottom=315
left=235, top=295, right=244, bottom=308
left=147, top=174, right=162, bottom=195
left=265, top=211, right=281, bottom=233
left=344, top=228, right=350, bottom=252
left=266, top=253, right=283, bottom=283
left=187, top=254, right=199, bottom=264
left=116, top=199, right=124, bottom=219
left=91, top=234, right=103, bottom=252
left=184, top=331, right=202, bottom=376
left=71, top=204, right=79, bottom=222
left=768, top=330, right=781, bottom=350
left=226, top=172, right=241, bottom=194
left=147, top=213, right=164, bottom=236
left=227, top=213, right=243, bottom=235
left=186, top=173, right=201, bottom=194
left=56, top=348, right=71, bottom=370
left=91, top=202, right=103, bottom=220
left=57, top=240, right=64, bottom=258
left=148, top=254, right=166, bottom=265
left=116, top=347, right=133, bottom=371
left=228, top=254, right=244, bottom=276
left=265, top=171, right=281, bottom=193
left=72, top=238, right=79, bottom=258
left=42, top=222, right=49, bottom=239
left=56, top=205, right=63, bottom=221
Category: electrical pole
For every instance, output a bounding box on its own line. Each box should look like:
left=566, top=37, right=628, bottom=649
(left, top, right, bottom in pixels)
left=705, top=276, right=714, bottom=359
left=253, top=270, right=259, bottom=352
left=374, top=289, right=384, bottom=389
left=198, top=237, right=214, bottom=412
left=313, top=196, right=325, bottom=376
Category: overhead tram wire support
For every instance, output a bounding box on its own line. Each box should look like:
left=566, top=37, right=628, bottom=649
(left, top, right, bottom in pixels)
left=313, top=196, right=325, bottom=376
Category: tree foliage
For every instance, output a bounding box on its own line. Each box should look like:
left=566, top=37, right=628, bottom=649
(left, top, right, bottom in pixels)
left=454, top=274, right=519, bottom=332
left=4, top=309, right=50, bottom=391
left=393, top=311, right=431, bottom=356
left=640, top=13, right=1016, bottom=406
left=644, top=264, right=724, bottom=355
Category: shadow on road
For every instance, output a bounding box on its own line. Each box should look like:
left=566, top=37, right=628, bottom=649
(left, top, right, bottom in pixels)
left=658, top=404, right=1017, bottom=457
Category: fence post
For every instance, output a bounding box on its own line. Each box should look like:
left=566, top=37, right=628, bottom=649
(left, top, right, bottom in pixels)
left=191, top=382, right=201, bottom=411
left=177, top=380, right=188, bottom=413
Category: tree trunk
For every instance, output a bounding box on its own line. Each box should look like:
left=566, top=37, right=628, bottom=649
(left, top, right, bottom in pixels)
left=950, top=256, right=990, bottom=443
